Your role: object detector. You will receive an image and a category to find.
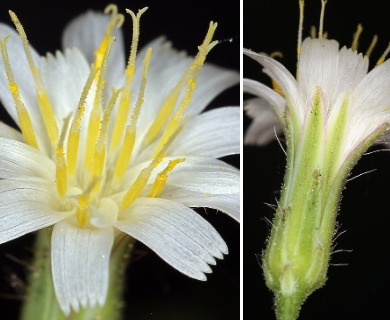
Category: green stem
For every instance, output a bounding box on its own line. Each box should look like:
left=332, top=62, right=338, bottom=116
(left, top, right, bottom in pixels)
left=20, top=229, right=135, bottom=320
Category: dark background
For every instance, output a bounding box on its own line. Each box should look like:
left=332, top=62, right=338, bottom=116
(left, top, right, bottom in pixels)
left=0, top=0, right=239, bottom=319
left=244, top=0, right=390, bottom=319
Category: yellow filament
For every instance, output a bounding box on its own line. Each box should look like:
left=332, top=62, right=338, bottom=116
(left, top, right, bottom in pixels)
left=10, top=11, right=59, bottom=146
left=297, top=0, right=305, bottom=57
left=67, top=66, right=98, bottom=175
left=318, top=0, right=328, bottom=38
left=113, top=48, right=152, bottom=179
left=92, top=89, right=121, bottom=178
left=365, top=35, right=378, bottom=58
left=147, top=22, right=218, bottom=151
left=149, top=158, right=186, bottom=198
left=376, top=42, right=390, bottom=65
left=55, top=116, right=71, bottom=197
left=351, top=24, right=363, bottom=51
left=110, top=8, right=148, bottom=151
left=0, top=36, right=38, bottom=148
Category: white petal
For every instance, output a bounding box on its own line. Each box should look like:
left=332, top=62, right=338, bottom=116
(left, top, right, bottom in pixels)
left=116, top=197, right=227, bottom=280
left=297, top=38, right=340, bottom=104
left=62, top=10, right=126, bottom=89
left=244, top=48, right=298, bottom=104
left=51, top=221, right=114, bottom=315
left=161, top=157, right=239, bottom=221
left=0, top=138, right=54, bottom=180
left=0, top=180, right=69, bottom=244
left=353, top=59, right=390, bottom=113
left=162, top=186, right=239, bottom=222
left=186, top=63, right=239, bottom=117
left=0, top=122, right=23, bottom=141
left=243, top=78, right=285, bottom=118
left=40, top=49, right=90, bottom=123
left=169, top=107, right=240, bottom=158
left=135, top=38, right=238, bottom=138
left=244, top=98, right=283, bottom=145
left=0, top=24, right=49, bottom=151
left=333, top=46, right=369, bottom=96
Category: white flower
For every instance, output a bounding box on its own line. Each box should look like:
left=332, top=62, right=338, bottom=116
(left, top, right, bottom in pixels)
left=244, top=1, right=390, bottom=318
left=0, top=5, right=239, bottom=315
left=245, top=37, right=390, bottom=169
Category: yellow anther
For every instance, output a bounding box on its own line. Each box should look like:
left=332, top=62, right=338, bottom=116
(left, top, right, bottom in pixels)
left=148, top=158, right=186, bottom=198
left=110, top=7, right=148, bottom=152
left=67, top=65, right=98, bottom=175
left=84, top=105, right=102, bottom=171
left=297, top=0, right=305, bottom=57
left=318, top=0, right=328, bottom=39
left=92, top=88, right=121, bottom=178
left=147, top=22, right=218, bottom=151
left=351, top=24, right=363, bottom=51
left=376, top=42, right=390, bottom=66
left=120, top=134, right=176, bottom=210
left=84, top=33, right=112, bottom=172
left=113, top=48, right=152, bottom=179
left=0, top=36, right=38, bottom=148
left=55, top=116, right=71, bottom=197
left=365, top=35, right=378, bottom=58
left=272, top=80, right=284, bottom=97
left=10, top=11, right=59, bottom=146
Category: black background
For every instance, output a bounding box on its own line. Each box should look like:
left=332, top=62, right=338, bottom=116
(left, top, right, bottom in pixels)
left=245, top=0, right=390, bottom=319
left=0, top=0, right=239, bottom=319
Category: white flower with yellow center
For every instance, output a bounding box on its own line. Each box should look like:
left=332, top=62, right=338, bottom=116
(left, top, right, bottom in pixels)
left=245, top=0, right=390, bottom=319
left=0, top=5, right=239, bottom=315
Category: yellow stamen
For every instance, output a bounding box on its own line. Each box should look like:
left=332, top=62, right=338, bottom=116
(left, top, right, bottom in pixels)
left=76, top=193, right=90, bottom=227
left=10, top=11, right=59, bottom=146
left=351, top=24, right=363, bottom=51
left=120, top=135, right=177, bottom=210
left=297, top=0, right=305, bottom=57
left=151, top=22, right=218, bottom=156
left=113, top=48, right=152, bottom=180
left=148, top=158, right=186, bottom=198
left=94, top=36, right=114, bottom=110
left=67, top=65, right=98, bottom=175
left=365, top=35, right=378, bottom=58
left=376, top=42, right=390, bottom=66
left=272, top=80, right=284, bottom=97
left=110, top=8, right=148, bottom=152
left=0, top=36, right=38, bottom=148
left=92, top=88, right=121, bottom=179
left=95, top=4, right=124, bottom=75
left=75, top=178, right=99, bottom=226
left=56, top=116, right=71, bottom=197
left=318, top=0, right=328, bottom=39
left=85, top=36, right=114, bottom=171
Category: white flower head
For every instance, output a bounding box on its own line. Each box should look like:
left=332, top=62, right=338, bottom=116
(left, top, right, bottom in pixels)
left=244, top=0, right=390, bottom=176
left=0, top=4, right=239, bottom=315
